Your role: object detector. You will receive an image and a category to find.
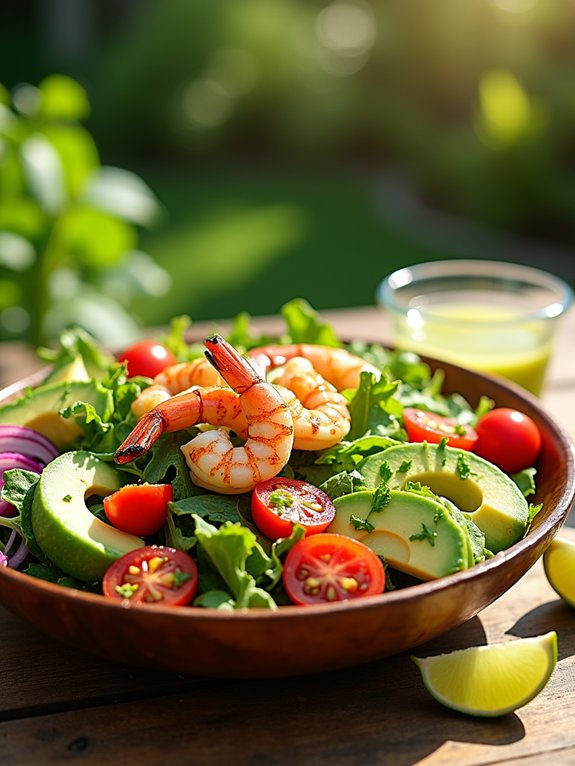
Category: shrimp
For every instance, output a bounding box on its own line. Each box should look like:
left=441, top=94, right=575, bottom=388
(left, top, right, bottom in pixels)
left=132, top=361, right=348, bottom=452
left=115, top=335, right=294, bottom=495
left=248, top=344, right=380, bottom=391
left=132, top=344, right=372, bottom=451
left=270, top=357, right=351, bottom=450
left=131, top=359, right=226, bottom=419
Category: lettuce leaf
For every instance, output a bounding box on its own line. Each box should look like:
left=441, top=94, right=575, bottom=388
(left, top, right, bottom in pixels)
left=347, top=371, right=403, bottom=440
left=0, top=469, right=42, bottom=558
left=281, top=298, right=340, bottom=346
left=512, top=467, right=537, bottom=498
left=192, top=514, right=278, bottom=609
left=142, top=432, right=197, bottom=501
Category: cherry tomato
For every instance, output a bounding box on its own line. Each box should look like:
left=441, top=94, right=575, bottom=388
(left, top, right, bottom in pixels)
left=117, top=340, right=177, bottom=379
left=103, top=545, right=198, bottom=606
left=103, top=483, right=173, bottom=537
left=251, top=478, right=336, bottom=540
left=403, top=407, right=478, bottom=450
left=473, top=408, right=542, bottom=474
left=283, top=533, right=385, bottom=606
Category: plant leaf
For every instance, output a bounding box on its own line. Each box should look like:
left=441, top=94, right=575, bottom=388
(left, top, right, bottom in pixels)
left=21, top=135, right=66, bottom=214
left=82, top=167, right=160, bottom=226
left=38, top=75, right=90, bottom=121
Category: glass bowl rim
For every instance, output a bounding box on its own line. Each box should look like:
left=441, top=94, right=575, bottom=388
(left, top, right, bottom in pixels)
left=377, top=260, right=574, bottom=326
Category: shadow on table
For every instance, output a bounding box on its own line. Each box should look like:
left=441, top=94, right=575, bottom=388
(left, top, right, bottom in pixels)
left=5, top=602, right=565, bottom=765
left=509, top=598, right=575, bottom=662
left=158, top=613, right=526, bottom=766
left=174, top=593, right=572, bottom=766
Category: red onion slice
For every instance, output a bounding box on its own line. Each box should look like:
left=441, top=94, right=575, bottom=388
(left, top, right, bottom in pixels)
left=0, top=425, right=59, bottom=467
left=1, top=528, right=29, bottom=569
left=7, top=538, right=29, bottom=569
left=0, top=452, right=44, bottom=517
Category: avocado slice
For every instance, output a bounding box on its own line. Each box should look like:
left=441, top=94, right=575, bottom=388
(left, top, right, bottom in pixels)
left=359, top=443, right=529, bottom=553
left=43, top=356, right=91, bottom=385
left=0, top=380, right=113, bottom=450
left=438, top=496, right=488, bottom=565
left=31, top=451, right=143, bottom=581
left=329, top=489, right=469, bottom=580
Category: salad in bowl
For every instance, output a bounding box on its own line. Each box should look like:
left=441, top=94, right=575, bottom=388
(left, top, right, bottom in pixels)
left=0, top=299, right=545, bottom=610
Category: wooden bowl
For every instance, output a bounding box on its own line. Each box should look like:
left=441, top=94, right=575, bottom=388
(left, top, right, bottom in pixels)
left=0, top=358, right=573, bottom=678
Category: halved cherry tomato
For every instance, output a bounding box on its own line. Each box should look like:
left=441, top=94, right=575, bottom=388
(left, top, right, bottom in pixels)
left=251, top=477, right=336, bottom=540
left=403, top=407, right=478, bottom=450
left=474, top=407, right=541, bottom=474
left=283, top=533, right=385, bottom=605
left=103, top=483, right=173, bottom=537
left=117, top=339, right=177, bottom=379
left=103, top=545, right=198, bottom=606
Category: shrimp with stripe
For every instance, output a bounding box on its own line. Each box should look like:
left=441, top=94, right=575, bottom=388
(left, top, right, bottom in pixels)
left=131, top=358, right=226, bottom=419
left=115, top=335, right=294, bottom=494
left=248, top=343, right=381, bottom=392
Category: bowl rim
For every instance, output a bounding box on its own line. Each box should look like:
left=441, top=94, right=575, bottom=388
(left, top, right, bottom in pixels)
left=1, top=352, right=573, bottom=625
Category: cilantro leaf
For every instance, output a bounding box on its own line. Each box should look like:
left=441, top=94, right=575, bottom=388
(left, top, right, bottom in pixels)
left=350, top=514, right=374, bottom=532
left=371, top=484, right=391, bottom=513
left=409, top=523, right=438, bottom=547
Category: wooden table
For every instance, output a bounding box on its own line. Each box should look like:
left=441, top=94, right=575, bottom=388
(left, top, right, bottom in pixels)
left=2, top=306, right=575, bottom=766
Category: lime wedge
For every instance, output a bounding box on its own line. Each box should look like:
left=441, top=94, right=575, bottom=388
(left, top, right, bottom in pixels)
left=412, top=632, right=557, bottom=717
left=544, top=536, right=575, bottom=607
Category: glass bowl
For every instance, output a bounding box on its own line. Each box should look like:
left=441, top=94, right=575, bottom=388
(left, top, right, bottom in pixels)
left=377, top=260, right=574, bottom=395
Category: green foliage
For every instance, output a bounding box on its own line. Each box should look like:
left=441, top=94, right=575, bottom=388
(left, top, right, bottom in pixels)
left=0, top=75, right=169, bottom=346
left=91, top=0, right=575, bottom=242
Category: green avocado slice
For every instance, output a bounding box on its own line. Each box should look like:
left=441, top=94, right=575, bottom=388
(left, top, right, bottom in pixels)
left=329, top=489, right=470, bottom=580
left=0, top=380, right=113, bottom=450
left=31, top=451, right=143, bottom=581
left=358, top=442, right=529, bottom=553
left=438, top=496, right=489, bottom=565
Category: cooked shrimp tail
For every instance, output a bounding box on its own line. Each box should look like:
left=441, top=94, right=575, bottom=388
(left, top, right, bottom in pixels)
left=115, top=386, right=247, bottom=464
left=115, top=390, right=203, bottom=464
left=131, top=358, right=225, bottom=419
left=204, top=334, right=260, bottom=393
left=114, top=410, right=167, bottom=463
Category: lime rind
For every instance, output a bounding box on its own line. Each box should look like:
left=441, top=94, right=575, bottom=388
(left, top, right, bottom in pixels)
left=543, top=537, right=575, bottom=608
left=412, top=631, right=557, bottom=717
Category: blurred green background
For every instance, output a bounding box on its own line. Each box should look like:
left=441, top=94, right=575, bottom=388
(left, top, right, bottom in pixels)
left=1, top=0, right=574, bottom=346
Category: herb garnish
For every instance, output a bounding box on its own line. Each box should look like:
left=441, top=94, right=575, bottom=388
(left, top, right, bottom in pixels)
left=115, top=583, right=139, bottom=599
left=456, top=452, right=474, bottom=480
left=378, top=460, right=393, bottom=484
left=409, top=523, right=438, bottom=547
left=269, top=489, right=294, bottom=515
left=371, top=484, right=391, bottom=513
left=173, top=569, right=192, bottom=588
left=350, top=515, right=375, bottom=532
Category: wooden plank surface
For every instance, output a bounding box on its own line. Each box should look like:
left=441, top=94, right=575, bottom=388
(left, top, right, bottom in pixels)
left=0, top=304, right=574, bottom=765
left=1, top=548, right=574, bottom=766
